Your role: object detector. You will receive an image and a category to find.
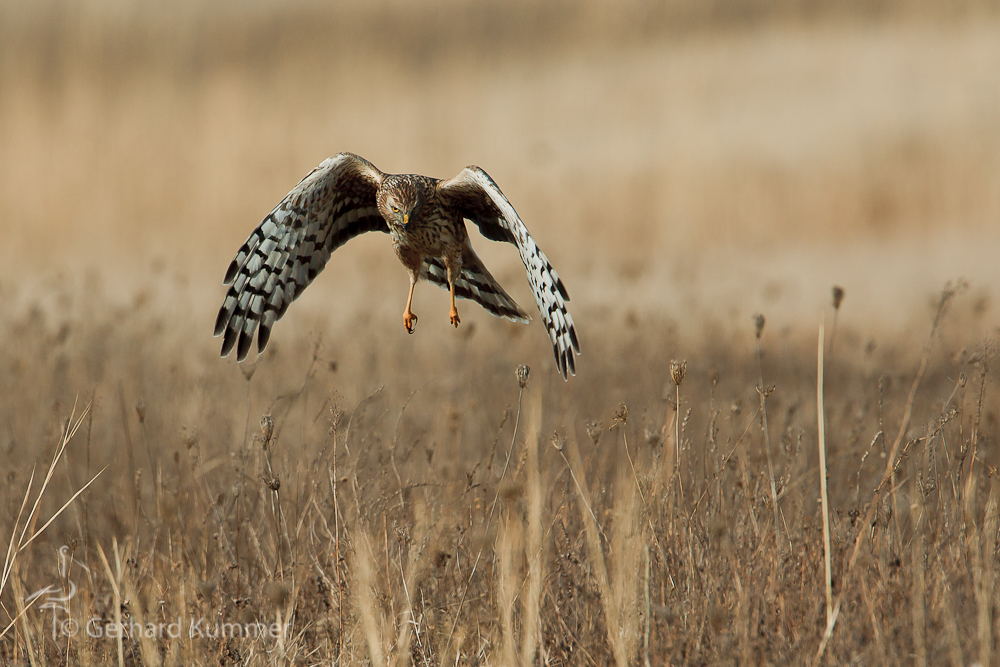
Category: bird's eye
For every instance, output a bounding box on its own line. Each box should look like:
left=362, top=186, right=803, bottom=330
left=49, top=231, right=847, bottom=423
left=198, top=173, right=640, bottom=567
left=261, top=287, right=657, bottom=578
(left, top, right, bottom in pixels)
left=391, top=205, right=399, bottom=213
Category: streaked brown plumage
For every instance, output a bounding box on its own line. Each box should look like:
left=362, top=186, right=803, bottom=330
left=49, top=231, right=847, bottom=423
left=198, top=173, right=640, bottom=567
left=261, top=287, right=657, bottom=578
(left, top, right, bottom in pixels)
left=214, top=153, right=580, bottom=378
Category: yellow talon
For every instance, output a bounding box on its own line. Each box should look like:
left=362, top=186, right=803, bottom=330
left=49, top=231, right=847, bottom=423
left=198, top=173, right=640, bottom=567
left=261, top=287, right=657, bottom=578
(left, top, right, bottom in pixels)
left=404, top=311, right=418, bottom=334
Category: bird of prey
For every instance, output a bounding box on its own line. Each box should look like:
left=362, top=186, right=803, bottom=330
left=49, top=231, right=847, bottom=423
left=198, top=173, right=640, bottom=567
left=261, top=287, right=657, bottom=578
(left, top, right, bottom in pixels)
left=214, top=153, right=580, bottom=378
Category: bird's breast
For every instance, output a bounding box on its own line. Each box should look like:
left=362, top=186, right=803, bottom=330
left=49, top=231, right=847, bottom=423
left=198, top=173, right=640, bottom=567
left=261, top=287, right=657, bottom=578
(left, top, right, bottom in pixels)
left=392, top=211, right=465, bottom=257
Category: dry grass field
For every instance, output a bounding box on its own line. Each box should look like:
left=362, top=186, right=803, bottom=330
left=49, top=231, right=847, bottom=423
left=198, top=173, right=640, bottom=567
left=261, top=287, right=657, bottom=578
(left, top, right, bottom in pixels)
left=3, top=1, right=1000, bottom=665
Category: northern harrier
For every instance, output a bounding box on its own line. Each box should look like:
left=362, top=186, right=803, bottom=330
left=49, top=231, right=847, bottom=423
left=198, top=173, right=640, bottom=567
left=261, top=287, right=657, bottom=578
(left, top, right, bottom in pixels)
left=214, top=153, right=580, bottom=378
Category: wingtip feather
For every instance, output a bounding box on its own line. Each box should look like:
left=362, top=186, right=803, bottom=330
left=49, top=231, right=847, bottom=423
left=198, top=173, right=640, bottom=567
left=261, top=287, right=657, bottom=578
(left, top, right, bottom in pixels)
left=236, top=329, right=253, bottom=362
left=257, top=324, right=272, bottom=354
left=221, top=325, right=239, bottom=358
left=223, top=259, right=240, bottom=285
left=213, top=306, right=230, bottom=337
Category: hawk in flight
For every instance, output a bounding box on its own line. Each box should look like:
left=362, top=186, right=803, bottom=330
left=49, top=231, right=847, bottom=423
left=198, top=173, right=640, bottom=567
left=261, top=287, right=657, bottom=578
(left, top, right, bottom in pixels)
left=214, top=153, right=580, bottom=378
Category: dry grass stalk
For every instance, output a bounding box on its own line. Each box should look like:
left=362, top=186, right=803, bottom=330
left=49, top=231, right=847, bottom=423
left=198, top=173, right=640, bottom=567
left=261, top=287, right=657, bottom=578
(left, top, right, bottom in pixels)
left=391, top=500, right=432, bottom=667
left=670, top=360, right=686, bottom=463
left=562, top=436, right=629, bottom=667
left=815, top=282, right=961, bottom=663
left=689, top=405, right=760, bottom=518
left=497, top=513, right=520, bottom=667
left=670, top=360, right=686, bottom=495
left=642, top=544, right=651, bottom=667
left=4, top=242, right=998, bottom=665
left=95, top=539, right=126, bottom=667
left=353, top=531, right=387, bottom=667
left=970, top=484, right=996, bottom=666
left=446, top=366, right=531, bottom=649
left=1, top=400, right=104, bottom=652
left=911, top=466, right=927, bottom=667
left=816, top=323, right=834, bottom=631
left=618, top=402, right=650, bottom=511
left=609, top=465, right=643, bottom=664
left=753, top=314, right=783, bottom=550
left=520, top=404, right=544, bottom=667
left=9, top=572, right=40, bottom=667
left=122, top=556, right=162, bottom=667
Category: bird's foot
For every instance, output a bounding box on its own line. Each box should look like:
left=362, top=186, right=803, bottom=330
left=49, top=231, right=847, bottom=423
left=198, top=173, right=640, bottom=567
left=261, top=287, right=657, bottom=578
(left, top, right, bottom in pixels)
left=403, top=310, right=418, bottom=334
left=449, top=307, right=461, bottom=328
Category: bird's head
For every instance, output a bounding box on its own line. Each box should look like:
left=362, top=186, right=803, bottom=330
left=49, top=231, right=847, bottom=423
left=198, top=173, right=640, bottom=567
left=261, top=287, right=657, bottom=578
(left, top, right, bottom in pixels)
left=378, top=177, right=420, bottom=231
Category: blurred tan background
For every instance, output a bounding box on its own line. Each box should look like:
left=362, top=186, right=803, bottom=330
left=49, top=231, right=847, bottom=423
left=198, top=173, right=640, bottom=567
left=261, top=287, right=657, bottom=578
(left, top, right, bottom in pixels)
left=2, top=0, right=999, bottom=351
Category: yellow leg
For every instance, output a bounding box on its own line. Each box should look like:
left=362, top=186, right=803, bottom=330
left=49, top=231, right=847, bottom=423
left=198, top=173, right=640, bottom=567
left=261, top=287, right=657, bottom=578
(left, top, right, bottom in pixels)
left=449, top=285, right=461, bottom=327
left=447, top=264, right=460, bottom=327
left=403, top=273, right=418, bottom=334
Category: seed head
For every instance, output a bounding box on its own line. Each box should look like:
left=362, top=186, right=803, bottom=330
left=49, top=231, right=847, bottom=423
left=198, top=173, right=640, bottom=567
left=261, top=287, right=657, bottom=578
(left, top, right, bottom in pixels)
left=611, top=403, right=629, bottom=428
left=753, top=313, right=766, bottom=340
left=329, top=402, right=344, bottom=432
left=260, top=414, right=274, bottom=445
left=516, top=364, right=531, bottom=388
left=832, top=286, right=845, bottom=310
left=551, top=431, right=567, bottom=452
left=264, top=474, right=281, bottom=492
left=670, top=359, right=687, bottom=387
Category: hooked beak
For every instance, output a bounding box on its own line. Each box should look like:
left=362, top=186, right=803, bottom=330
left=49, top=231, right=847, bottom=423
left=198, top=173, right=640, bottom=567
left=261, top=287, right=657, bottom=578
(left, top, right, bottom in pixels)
left=402, top=213, right=409, bottom=229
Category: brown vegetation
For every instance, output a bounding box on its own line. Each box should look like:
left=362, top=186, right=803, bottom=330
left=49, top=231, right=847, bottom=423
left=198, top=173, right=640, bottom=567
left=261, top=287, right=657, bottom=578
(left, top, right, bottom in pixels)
left=2, top=274, right=998, bottom=666
left=2, top=1, right=1000, bottom=665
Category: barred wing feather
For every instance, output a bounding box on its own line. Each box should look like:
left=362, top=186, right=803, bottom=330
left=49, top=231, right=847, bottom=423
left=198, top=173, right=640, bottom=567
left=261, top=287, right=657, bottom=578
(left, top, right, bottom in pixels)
left=214, top=153, right=386, bottom=361
left=438, top=167, right=580, bottom=378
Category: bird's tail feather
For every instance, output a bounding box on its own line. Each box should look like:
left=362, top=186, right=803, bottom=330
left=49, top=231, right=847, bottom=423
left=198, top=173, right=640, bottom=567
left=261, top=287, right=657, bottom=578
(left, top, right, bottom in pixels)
left=421, top=247, right=530, bottom=324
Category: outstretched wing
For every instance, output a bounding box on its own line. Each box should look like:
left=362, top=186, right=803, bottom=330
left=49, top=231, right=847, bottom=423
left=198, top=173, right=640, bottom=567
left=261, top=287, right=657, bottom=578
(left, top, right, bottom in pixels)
left=215, top=153, right=387, bottom=361
left=437, top=167, right=580, bottom=379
